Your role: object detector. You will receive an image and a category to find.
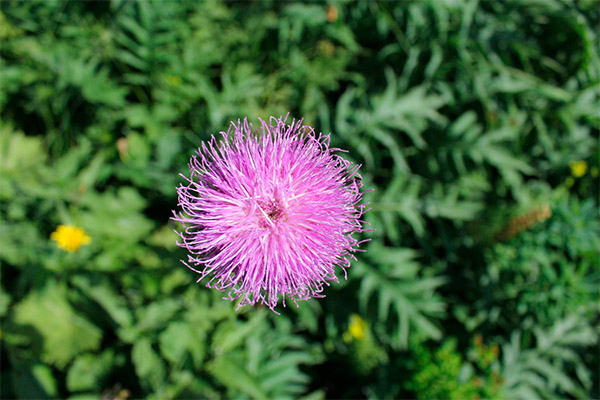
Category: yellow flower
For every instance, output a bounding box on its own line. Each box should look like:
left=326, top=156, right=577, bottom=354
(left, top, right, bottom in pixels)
left=50, top=225, right=91, bottom=252
left=348, top=314, right=368, bottom=341
left=569, top=160, right=587, bottom=178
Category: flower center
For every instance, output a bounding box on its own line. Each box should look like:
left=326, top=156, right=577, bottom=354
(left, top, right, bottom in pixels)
left=257, top=198, right=285, bottom=227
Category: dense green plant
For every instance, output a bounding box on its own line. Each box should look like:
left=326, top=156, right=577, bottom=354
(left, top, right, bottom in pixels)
left=407, top=336, right=502, bottom=400
left=1, top=0, right=598, bottom=399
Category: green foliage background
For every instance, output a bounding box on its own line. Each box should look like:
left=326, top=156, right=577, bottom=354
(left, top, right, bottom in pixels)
left=1, top=1, right=599, bottom=399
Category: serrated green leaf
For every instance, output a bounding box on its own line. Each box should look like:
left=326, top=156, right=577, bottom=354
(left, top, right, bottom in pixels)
left=208, top=355, right=268, bottom=400
left=13, top=282, right=102, bottom=368
left=66, top=351, right=113, bottom=392
left=132, top=338, right=166, bottom=392
left=159, top=320, right=205, bottom=368
left=71, top=276, right=133, bottom=329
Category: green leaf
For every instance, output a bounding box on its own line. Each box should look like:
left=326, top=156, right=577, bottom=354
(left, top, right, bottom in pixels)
left=66, top=351, right=114, bottom=392
left=13, top=282, right=102, bottom=368
left=80, top=187, right=154, bottom=245
left=12, top=364, right=58, bottom=400
left=354, top=244, right=446, bottom=348
left=159, top=320, right=205, bottom=368
left=212, top=311, right=266, bottom=354
left=134, top=298, right=181, bottom=334
left=132, top=338, right=166, bottom=392
left=0, top=287, right=10, bottom=316
left=502, top=316, right=595, bottom=399
left=207, top=355, right=269, bottom=400
left=0, top=126, right=46, bottom=176
left=71, top=276, right=134, bottom=329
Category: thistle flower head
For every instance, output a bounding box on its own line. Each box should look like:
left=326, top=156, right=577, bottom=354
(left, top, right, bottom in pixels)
left=173, top=115, right=368, bottom=312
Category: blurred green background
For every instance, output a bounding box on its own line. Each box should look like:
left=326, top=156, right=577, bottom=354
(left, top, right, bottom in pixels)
left=1, top=1, right=599, bottom=399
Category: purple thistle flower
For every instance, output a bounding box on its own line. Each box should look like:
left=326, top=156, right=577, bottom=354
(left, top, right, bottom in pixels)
left=173, top=115, right=369, bottom=312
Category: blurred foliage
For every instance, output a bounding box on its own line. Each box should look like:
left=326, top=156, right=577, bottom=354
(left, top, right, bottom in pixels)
left=407, top=336, right=503, bottom=400
left=0, top=0, right=598, bottom=399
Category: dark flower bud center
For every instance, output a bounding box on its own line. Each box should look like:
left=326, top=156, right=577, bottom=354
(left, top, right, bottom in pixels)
left=257, top=198, right=285, bottom=227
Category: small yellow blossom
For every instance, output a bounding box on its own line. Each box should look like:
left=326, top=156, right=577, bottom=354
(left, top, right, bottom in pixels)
left=348, top=314, right=368, bottom=341
left=569, top=160, right=587, bottom=178
left=51, top=225, right=91, bottom=252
